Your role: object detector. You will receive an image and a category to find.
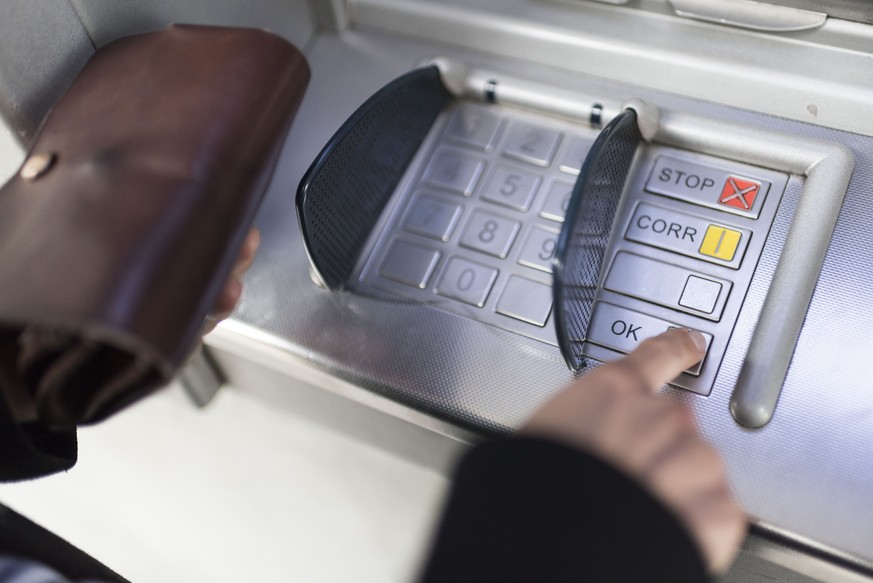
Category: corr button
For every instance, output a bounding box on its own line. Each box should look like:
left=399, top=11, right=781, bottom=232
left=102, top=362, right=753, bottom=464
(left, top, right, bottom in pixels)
left=699, top=225, right=742, bottom=262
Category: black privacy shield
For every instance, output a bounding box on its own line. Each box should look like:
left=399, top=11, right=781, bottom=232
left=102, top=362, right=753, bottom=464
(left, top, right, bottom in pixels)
left=553, top=109, right=643, bottom=371
left=297, top=66, right=453, bottom=289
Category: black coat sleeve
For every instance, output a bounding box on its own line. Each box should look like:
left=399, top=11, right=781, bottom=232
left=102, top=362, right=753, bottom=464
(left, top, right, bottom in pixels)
left=0, top=503, right=129, bottom=583
left=419, top=437, right=708, bottom=582
left=0, top=355, right=77, bottom=482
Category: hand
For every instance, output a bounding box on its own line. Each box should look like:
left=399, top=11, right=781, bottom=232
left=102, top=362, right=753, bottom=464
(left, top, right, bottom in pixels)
left=202, top=228, right=260, bottom=335
left=520, top=328, right=746, bottom=574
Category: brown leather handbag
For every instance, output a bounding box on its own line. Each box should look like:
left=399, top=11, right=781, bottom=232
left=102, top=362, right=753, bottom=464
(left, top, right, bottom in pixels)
left=0, top=25, right=309, bottom=478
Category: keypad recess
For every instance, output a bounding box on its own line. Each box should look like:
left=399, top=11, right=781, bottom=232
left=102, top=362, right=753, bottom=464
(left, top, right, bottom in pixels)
left=360, top=103, right=597, bottom=344
left=359, top=101, right=788, bottom=395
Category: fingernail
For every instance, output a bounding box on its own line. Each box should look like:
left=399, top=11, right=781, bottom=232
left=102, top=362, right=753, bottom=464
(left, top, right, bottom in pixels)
left=207, top=309, right=234, bottom=322
left=685, top=329, right=707, bottom=354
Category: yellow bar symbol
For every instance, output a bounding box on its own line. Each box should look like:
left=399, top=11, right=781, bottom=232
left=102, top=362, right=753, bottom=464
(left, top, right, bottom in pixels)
left=699, top=225, right=741, bottom=261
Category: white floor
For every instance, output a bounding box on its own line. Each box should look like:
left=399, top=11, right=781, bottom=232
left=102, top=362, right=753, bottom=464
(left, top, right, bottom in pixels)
left=0, top=383, right=450, bottom=583
left=0, top=123, right=22, bottom=180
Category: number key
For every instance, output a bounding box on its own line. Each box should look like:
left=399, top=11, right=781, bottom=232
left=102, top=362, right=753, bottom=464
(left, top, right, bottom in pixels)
left=444, top=106, right=502, bottom=151
left=518, top=225, right=560, bottom=273
left=481, top=164, right=542, bottom=211
left=558, top=137, right=594, bottom=175
left=460, top=210, right=521, bottom=259
left=435, top=257, right=498, bottom=307
left=423, top=149, right=485, bottom=196
left=503, top=122, right=562, bottom=167
left=540, top=181, right=574, bottom=223
left=379, top=240, right=441, bottom=289
left=403, top=194, right=463, bottom=241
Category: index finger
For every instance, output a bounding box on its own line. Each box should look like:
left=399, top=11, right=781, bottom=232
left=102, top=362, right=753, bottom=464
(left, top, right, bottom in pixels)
left=610, top=328, right=707, bottom=393
left=232, top=228, right=261, bottom=277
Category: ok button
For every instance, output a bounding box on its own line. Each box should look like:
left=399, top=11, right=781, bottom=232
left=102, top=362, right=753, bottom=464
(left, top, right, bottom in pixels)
left=610, top=319, right=642, bottom=342
left=586, top=302, right=712, bottom=376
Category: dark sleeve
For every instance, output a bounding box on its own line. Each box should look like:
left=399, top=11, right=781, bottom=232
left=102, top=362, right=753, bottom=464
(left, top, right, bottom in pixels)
left=0, top=503, right=129, bottom=583
left=419, top=437, right=708, bottom=582
left=0, top=360, right=77, bottom=482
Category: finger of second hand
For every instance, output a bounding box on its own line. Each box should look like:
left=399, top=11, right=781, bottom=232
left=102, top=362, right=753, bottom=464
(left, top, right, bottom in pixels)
left=621, top=400, right=694, bottom=473
left=232, top=229, right=261, bottom=277
left=210, top=277, right=242, bottom=318
left=617, top=328, right=707, bottom=393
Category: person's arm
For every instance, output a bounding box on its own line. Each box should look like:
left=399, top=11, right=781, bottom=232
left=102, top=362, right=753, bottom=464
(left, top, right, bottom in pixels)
left=420, top=328, right=746, bottom=581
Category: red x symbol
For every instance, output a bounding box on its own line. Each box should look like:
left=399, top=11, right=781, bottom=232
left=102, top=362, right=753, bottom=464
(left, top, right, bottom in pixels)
left=719, top=176, right=759, bottom=211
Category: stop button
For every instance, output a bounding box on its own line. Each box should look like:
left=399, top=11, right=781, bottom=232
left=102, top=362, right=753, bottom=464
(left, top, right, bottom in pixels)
left=646, top=155, right=770, bottom=219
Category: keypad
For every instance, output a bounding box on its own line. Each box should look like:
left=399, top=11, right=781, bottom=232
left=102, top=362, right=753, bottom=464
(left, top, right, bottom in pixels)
left=590, top=147, right=787, bottom=396
left=364, top=103, right=598, bottom=345
left=362, top=101, right=787, bottom=383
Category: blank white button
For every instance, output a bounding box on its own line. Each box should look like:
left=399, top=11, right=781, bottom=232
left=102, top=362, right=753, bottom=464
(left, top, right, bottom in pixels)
left=679, top=276, right=723, bottom=314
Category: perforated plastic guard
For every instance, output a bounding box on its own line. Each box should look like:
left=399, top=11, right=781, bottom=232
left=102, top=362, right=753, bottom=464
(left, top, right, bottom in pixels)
left=553, top=109, right=642, bottom=370
left=296, top=66, right=452, bottom=289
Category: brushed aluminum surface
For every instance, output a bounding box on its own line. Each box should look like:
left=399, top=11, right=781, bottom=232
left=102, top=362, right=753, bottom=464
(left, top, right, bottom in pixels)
left=668, top=0, right=827, bottom=31
left=351, top=0, right=873, bottom=136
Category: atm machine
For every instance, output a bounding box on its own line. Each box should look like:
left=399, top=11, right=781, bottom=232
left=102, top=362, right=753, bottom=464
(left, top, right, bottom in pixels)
left=2, top=1, right=873, bottom=581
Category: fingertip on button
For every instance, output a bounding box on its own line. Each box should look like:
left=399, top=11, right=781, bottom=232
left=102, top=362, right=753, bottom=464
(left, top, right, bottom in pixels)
left=683, top=328, right=708, bottom=356
left=666, top=326, right=707, bottom=357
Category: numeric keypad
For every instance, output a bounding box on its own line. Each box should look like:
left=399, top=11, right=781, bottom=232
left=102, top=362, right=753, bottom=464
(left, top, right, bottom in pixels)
left=366, top=102, right=597, bottom=345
